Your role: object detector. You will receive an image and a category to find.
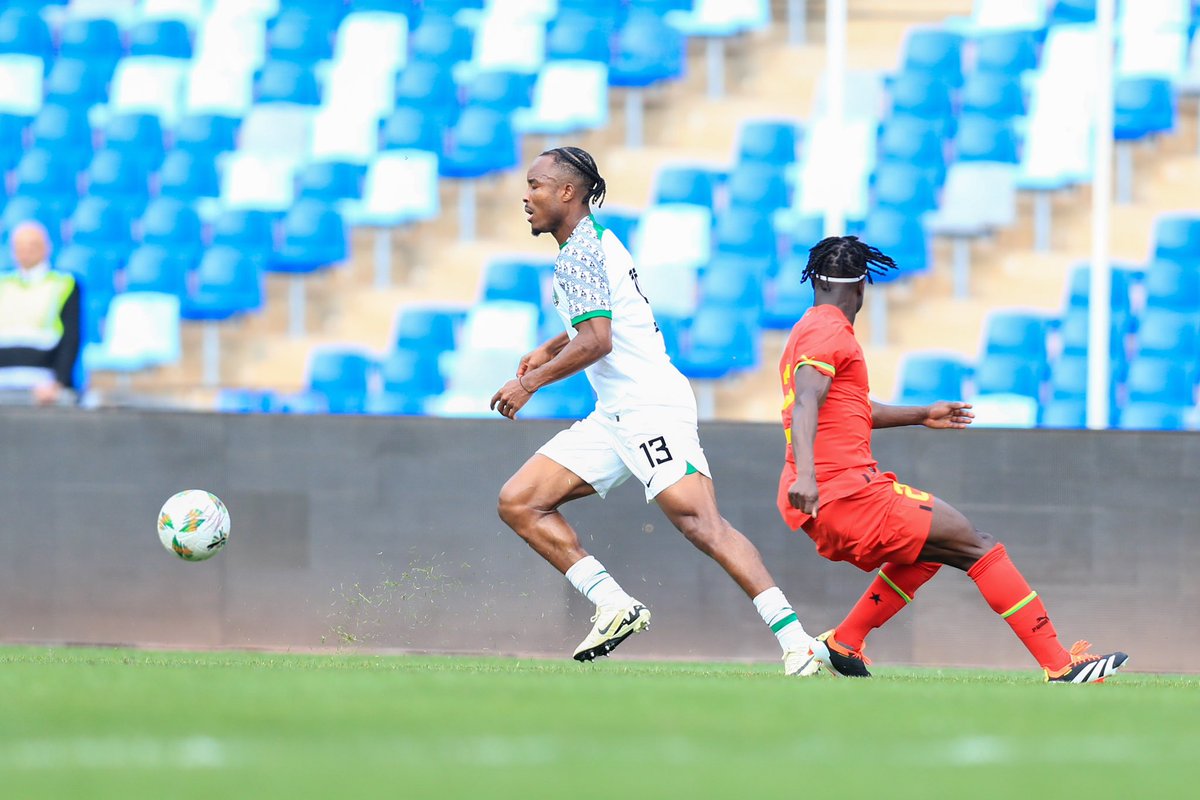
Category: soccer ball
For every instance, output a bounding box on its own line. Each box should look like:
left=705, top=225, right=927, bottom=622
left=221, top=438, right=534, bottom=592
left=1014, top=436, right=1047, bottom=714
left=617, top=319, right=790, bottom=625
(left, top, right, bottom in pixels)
left=157, top=490, right=231, bottom=562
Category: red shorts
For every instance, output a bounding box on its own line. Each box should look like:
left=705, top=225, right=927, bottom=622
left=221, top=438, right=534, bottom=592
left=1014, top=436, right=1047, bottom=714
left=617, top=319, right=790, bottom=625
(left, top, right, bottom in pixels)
left=800, top=470, right=936, bottom=572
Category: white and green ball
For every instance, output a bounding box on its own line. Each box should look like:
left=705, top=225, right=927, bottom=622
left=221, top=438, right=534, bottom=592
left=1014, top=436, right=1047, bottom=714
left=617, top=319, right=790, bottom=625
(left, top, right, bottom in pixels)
left=157, top=490, right=231, bottom=562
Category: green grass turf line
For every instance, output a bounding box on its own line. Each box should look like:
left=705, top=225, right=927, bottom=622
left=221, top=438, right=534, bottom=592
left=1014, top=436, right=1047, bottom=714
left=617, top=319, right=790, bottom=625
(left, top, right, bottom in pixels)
left=2, top=646, right=1199, bottom=799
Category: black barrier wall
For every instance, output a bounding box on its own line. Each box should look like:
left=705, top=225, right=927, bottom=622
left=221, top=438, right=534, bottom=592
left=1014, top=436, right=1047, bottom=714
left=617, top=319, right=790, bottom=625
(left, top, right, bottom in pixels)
left=1, top=408, right=1197, bottom=672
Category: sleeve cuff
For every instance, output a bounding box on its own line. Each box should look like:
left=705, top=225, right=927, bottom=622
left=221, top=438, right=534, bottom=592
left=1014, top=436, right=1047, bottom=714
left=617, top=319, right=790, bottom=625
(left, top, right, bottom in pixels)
left=795, top=357, right=836, bottom=378
left=571, top=309, right=613, bottom=326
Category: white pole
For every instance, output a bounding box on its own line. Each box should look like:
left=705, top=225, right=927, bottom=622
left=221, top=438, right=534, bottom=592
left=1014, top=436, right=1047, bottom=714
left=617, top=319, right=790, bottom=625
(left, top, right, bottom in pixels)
left=1087, top=0, right=1115, bottom=430
left=823, top=0, right=847, bottom=238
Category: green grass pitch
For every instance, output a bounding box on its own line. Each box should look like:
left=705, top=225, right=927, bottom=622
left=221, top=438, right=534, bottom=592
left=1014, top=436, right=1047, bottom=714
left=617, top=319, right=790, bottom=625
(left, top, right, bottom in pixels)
left=2, top=646, right=1198, bottom=799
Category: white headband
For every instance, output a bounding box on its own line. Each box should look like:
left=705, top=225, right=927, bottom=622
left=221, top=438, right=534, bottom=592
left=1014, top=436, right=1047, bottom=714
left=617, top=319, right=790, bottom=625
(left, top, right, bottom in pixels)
left=814, top=274, right=865, bottom=283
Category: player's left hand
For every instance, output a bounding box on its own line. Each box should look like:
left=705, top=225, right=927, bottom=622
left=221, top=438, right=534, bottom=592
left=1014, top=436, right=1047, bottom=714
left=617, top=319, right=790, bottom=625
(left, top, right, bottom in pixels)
left=490, top=378, right=534, bottom=420
left=922, top=401, right=974, bottom=429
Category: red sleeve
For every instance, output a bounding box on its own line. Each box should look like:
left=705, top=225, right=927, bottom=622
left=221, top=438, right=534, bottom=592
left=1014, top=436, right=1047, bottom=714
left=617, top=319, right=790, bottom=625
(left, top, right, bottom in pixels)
left=789, top=325, right=850, bottom=381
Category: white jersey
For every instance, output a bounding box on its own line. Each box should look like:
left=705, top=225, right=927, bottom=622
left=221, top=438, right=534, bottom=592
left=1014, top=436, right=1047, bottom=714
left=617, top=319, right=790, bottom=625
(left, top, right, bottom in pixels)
left=552, top=215, right=696, bottom=416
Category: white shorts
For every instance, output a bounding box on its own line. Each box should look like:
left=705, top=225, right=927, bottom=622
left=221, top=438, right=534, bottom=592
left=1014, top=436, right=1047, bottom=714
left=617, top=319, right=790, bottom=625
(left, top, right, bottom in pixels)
left=537, top=407, right=712, bottom=502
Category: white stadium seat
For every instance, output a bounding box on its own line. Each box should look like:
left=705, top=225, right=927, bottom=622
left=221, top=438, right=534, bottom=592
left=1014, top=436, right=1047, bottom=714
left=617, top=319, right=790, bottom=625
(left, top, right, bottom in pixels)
left=335, top=12, right=408, bottom=74
left=185, top=60, right=255, bottom=117
left=350, top=150, right=441, bottom=227
left=84, top=292, right=181, bottom=372
left=308, top=104, right=380, bottom=165
left=220, top=152, right=296, bottom=211
left=109, top=56, right=189, bottom=125
left=460, top=300, right=539, bottom=352
left=517, top=60, right=609, bottom=135
left=0, top=55, right=44, bottom=117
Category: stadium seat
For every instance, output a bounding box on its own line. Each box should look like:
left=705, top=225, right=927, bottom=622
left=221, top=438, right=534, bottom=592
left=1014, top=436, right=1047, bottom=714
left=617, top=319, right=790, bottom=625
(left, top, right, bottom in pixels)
left=462, top=70, right=533, bottom=113
left=968, top=393, right=1039, bottom=428
left=439, top=107, right=519, bottom=179
left=546, top=11, right=612, bottom=63
left=85, top=150, right=151, bottom=208
left=481, top=260, right=544, bottom=306
left=1125, top=356, right=1195, bottom=405
left=713, top=208, right=777, bottom=263
left=335, top=11, right=408, bottom=73
left=182, top=245, right=263, bottom=320
left=902, top=29, right=964, bottom=88
left=973, top=354, right=1042, bottom=399
left=889, top=72, right=954, bottom=126
left=130, top=19, right=193, bottom=58
left=352, top=149, right=440, bottom=226
left=700, top=259, right=765, bottom=320
left=379, top=347, right=445, bottom=399
left=518, top=60, right=609, bottom=135
left=674, top=307, right=759, bottom=379
left=1064, top=264, right=1135, bottom=319
left=409, top=13, right=473, bottom=65
left=954, top=115, right=1019, bottom=163
left=102, top=113, right=166, bottom=169
left=861, top=208, right=929, bottom=278
left=381, top=105, right=445, bottom=153
left=1113, top=77, right=1175, bottom=140
left=141, top=0, right=210, bottom=27
left=211, top=208, right=275, bottom=260
left=1050, top=355, right=1089, bottom=401
left=395, top=61, right=459, bottom=122
left=895, top=353, right=970, bottom=405
left=218, top=388, right=273, bottom=414
left=762, top=256, right=814, bottom=330
left=58, top=17, right=121, bottom=65
left=794, top=117, right=875, bottom=221
left=68, top=196, right=135, bottom=259
left=953, top=0, right=1045, bottom=35
left=1117, top=29, right=1188, bottom=82
left=0, top=53, right=41, bottom=117
left=983, top=311, right=1049, bottom=366
left=872, top=163, right=937, bottom=216
left=220, top=153, right=296, bottom=212
left=653, top=166, right=718, bottom=208
left=592, top=207, right=638, bottom=248
left=308, top=349, right=373, bottom=415
left=727, top=164, right=789, bottom=212
left=173, top=113, right=240, bottom=157
left=926, top=163, right=1017, bottom=241
left=1, top=195, right=67, bottom=247
left=29, top=104, right=93, bottom=171
left=272, top=199, right=347, bottom=273
left=1040, top=399, right=1086, bottom=428
left=138, top=196, right=202, bottom=259
left=123, top=244, right=190, bottom=297
left=394, top=307, right=461, bottom=356
left=1137, top=309, right=1200, bottom=361
left=1152, top=215, right=1200, bottom=265
left=737, top=120, right=799, bottom=165
left=266, top=8, right=332, bottom=64
left=56, top=243, right=118, bottom=301
left=110, top=57, right=189, bottom=125
left=520, top=371, right=595, bottom=419
left=308, top=104, right=379, bottom=166
left=0, top=112, right=26, bottom=171
left=472, top=16, right=545, bottom=75
left=1058, top=307, right=1129, bottom=368
left=254, top=60, right=320, bottom=105
left=83, top=292, right=181, bottom=372
left=297, top=161, right=364, bottom=203
left=14, top=148, right=77, bottom=202
left=459, top=300, right=539, bottom=353
left=610, top=10, right=686, bottom=87
left=1143, top=259, right=1200, bottom=314
left=961, top=73, right=1026, bottom=120
left=877, top=116, right=946, bottom=188
left=634, top=204, right=712, bottom=274
left=975, top=30, right=1039, bottom=76
left=1049, top=0, right=1096, bottom=25
left=184, top=59, right=255, bottom=118
left=0, top=8, right=52, bottom=59
left=45, top=57, right=110, bottom=109
left=1117, top=402, right=1189, bottom=431
left=158, top=150, right=220, bottom=200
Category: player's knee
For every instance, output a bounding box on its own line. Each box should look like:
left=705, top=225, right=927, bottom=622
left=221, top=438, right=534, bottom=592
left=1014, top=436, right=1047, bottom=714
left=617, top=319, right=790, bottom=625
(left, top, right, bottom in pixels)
left=497, top=482, right=534, bottom=531
left=676, top=514, right=726, bottom=555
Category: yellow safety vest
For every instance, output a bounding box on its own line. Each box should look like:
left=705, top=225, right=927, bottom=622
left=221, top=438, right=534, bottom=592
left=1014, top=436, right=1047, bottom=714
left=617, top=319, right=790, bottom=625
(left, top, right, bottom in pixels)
left=0, top=270, right=76, bottom=350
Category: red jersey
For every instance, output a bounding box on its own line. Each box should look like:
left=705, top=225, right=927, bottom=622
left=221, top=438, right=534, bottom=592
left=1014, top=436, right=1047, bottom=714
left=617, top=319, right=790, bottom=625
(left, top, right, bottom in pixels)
left=777, top=304, right=878, bottom=530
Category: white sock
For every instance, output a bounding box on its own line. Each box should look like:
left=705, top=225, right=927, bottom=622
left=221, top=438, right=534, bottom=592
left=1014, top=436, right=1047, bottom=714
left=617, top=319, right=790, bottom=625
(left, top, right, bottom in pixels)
left=753, top=586, right=812, bottom=653
left=564, top=555, right=634, bottom=609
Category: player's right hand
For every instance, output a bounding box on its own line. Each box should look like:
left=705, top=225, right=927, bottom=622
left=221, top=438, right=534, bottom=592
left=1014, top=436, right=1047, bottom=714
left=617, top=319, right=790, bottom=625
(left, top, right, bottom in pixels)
left=517, top=345, right=553, bottom=377
left=788, top=473, right=819, bottom=517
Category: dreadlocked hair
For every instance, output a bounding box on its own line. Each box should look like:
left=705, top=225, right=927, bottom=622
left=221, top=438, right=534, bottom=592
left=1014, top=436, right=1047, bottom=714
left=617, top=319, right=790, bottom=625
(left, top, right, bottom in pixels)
left=801, top=235, right=897, bottom=289
left=541, top=146, right=607, bottom=208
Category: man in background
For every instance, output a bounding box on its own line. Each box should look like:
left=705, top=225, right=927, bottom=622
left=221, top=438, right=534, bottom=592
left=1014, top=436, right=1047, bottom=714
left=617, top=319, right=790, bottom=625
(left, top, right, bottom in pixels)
left=0, top=222, right=81, bottom=406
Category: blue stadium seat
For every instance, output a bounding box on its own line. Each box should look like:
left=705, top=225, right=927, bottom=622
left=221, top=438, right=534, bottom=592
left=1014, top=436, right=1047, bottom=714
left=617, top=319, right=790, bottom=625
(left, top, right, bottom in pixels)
left=440, top=106, right=519, bottom=179
left=737, top=121, right=799, bottom=165
left=975, top=30, right=1039, bottom=76
left=763, top=256, right=814, bottom=330
left=380, top=347, right=444, bottom=398
left=0, top=8, right=51, bottom=59
left=130, top=19, right=193, bottom=58
left=45, top=57, right=111, bottom=108
left=954, top=115, right=1019, bottom=163
left=138, top=196, right=202, bottom=262
left=546, top=11, right=612, bottom=62
left=877, top=116, right=946, bottom=187
left=1039, top=399, right=1086, bottom=429
left=1137, top=309, right=1200, bottom=361
left=309, top=349, right=373, bottom=414
left=395, top=61, right=459, bottom=122
left=902, top=29, right=964, bottom=88
left=1118, top=401, right=1189, bottom=431
left=973, top=354, right=1042, bottom=398
left=103, top=113, right=166, bottom=169
left=173, top=113, right=240, bottom=157
left=267, top=9, right=333, bottom=64
left=700, top=258, right=764, bottom=320
left=462, top=70, right=533, bottom=113
left=1125, top=356, right=1196, bottom=405
left=520, top=371, right=596, bottom=419
left=961, top=72, right=1026, bottom=120
left=381, top=105, right=444, bottom=153
left=0, top=112, right=26, bottom=171
left=30, top=104, right=93, bottom=170
left=212, top=208, right=276, bottom=260
left=254, top=61, right=321, bottom=105
left=674, top=307, right=759, bottom=379
left=83, top=290, right=181, bottom=373
left=983, top=311, right=1049, bottom=366
left=1065, top=263, right=1135, bottom=321
left=58, top=17, right=121, bottom=66
left=592, top=207, right=638, bottom=247
left=1049, top=0, right=1096, bottom=25
left=896, top=353, right=970, bottom=405
left=1049, top=355, right=1089, bottom=401
left=889, top=72, right=954, bottom=126
left=727, top=164, right=789, bottom=212
left=610, top=10, right=685, bottom=87
left=85, top=150, right=151, bottom=208
left=68, top=195, right=134, bottom=259
left=218, top=389, right=273, bottom=414
left=1058, top=307, right=1129, bottom=368
left=182, top=245, right=263, bottom=320
left=272, top=199, right=347, bottom=273
left=653, top=166, right=717, bottom=207
left=15, top=147, right=78, bottom=202
left=394, top=308, right=461, bottom=355
left=123, top=244, right=190, bottom=297
left=861, top=208, right=929, bottom=277
left=410, top=14, right=473, bottom=64
left=712, top=207, right=776, bottom=263
left=297, top=160, right=364, bottom=202
left=1152, top=214, right=1200, bottom=265
left=56, top=243, right=118, bottom=302
left=81, top=289, right=110, bottom=345
left=0, top=195, right=67, bottom=246
left=1143, top=259, right=1200, bottom=314
left=157, top=150, right=220, bottom=200
left=873, top=163, right=937, bottom=215
left=482, top=260, right=544, bottom=305
left=1114, top=77, right=1175, bottom=140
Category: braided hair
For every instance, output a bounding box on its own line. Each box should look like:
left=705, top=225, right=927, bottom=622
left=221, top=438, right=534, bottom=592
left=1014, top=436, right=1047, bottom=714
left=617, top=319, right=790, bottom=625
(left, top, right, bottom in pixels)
left=802, top=235, right=897, bottom=290
left=541, top=146, right=607, bottom=208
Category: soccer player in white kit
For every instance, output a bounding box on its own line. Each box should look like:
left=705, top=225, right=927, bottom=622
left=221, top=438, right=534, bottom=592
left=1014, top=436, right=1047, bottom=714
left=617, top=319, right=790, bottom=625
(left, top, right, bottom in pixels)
left=491, top=147, right=831, bottom=675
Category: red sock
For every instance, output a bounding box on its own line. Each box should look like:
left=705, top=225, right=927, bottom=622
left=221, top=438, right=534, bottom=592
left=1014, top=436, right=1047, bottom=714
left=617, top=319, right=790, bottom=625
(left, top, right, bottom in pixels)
left=835, top=562, right=942, bottom=650
left=967, top=543, right=1070, bottom=671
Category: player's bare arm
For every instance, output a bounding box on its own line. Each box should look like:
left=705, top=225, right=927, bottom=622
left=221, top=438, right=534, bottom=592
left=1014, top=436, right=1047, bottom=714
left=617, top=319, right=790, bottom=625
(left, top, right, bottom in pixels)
left=490, top=318, right=612, bottom=419
left=870, top=400, right=975, bottom=430
left=788, top=366, right=832, bottom=515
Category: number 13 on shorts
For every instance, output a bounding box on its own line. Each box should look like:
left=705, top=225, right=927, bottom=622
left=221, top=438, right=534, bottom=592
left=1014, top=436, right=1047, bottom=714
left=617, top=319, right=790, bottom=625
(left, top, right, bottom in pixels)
left=638, top=436, right=673, bottom=467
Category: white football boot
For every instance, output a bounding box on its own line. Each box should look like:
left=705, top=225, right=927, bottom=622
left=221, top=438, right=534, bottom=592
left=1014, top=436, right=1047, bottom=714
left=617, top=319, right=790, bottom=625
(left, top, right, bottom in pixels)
left=572, top=600, right=651, bottom=662
left=783, top=637, right=830, bottom=677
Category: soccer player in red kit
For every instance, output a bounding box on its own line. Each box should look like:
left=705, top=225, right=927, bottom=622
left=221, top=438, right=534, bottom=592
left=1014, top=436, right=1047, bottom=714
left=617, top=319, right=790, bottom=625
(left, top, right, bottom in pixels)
left=779, top=235, right=1128, bottom=683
